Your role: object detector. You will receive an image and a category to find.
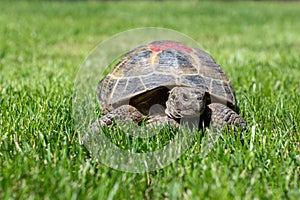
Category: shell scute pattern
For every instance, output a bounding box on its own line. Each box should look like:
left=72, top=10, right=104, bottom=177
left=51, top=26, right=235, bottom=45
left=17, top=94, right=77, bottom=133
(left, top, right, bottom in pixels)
left=194, top=48, right=215, bottom=63
left=156, top=50, right=196, bottom=74
left=122, top=77, right=145, bottom=97
left=130, top=50, right=151, bottom=65
left=141, top=73, right=175, bottom=89
left=98, top=40, right=236, bottom=114
left=180, top=75, right=210, bottom=91
left=97, top=76, right=117, bottom=113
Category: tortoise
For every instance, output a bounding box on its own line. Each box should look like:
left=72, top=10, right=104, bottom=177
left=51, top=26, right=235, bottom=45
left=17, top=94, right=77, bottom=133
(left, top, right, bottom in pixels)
left=91, top=40, right=247, bottom=131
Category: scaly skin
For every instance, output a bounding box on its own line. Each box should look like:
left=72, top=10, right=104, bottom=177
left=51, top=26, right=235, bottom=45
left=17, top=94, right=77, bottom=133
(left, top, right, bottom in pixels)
left=204, top=103, right=248, bottom=131
left=92, top=87, right=247, bottom=132
left=90, top=105, right=145, bottom=132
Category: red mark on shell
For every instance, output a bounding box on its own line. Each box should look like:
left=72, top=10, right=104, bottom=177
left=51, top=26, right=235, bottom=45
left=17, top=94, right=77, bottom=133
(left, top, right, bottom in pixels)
left=150, top=41, right=193, bottom=53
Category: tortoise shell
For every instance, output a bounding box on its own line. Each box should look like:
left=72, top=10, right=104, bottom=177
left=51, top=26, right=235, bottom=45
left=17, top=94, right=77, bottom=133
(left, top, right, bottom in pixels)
left=97, top=40, right=236, bottom=115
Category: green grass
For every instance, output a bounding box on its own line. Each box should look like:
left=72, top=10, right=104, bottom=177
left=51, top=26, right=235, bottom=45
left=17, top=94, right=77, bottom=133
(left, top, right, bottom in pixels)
left=1, top=0, right=299, bottom=199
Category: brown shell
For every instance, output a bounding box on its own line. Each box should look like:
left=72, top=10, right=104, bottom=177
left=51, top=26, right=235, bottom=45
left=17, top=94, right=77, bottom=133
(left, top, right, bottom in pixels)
left=97, top=40, right=236, bottom=114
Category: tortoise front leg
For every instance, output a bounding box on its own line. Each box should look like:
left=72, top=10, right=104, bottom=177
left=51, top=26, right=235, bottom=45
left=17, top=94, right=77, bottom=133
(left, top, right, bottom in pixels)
left=90, top=105, right=146, bottom=132
left=204, top=103, right=248, bottom=131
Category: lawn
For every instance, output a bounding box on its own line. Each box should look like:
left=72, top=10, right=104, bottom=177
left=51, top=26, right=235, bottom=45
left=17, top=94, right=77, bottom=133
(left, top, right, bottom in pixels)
left=0, top=0, right=299, bottom=199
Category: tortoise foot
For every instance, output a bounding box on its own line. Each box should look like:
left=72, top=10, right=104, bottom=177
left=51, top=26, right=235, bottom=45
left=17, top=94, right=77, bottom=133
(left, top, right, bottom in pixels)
left=92, top=105, right=146, bottom=130
left=204, top=103, right=247, bottom=131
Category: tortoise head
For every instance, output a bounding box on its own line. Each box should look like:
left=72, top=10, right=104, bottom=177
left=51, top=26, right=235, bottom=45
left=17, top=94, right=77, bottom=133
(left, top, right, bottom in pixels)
left=165, top=87, right=206, bottom=119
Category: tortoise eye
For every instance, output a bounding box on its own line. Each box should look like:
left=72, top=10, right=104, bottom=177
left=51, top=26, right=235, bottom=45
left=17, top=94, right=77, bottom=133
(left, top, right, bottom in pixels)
left=182, top=94, right=188, bottom=101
